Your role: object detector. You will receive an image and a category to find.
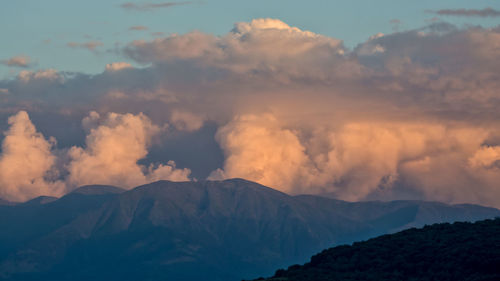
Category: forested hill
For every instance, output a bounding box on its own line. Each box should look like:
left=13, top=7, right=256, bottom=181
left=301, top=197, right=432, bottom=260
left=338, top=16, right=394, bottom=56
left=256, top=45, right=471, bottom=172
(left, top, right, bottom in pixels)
left=251, top=218, right=500, bottom=281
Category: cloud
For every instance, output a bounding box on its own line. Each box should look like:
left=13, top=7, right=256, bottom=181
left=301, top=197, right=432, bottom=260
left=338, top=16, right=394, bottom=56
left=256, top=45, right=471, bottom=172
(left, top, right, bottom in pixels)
left=169, top=110, right=204, bottom=131
left=432, top=7, right=500, bottom=17
left=121, top=1, right=192, bottom=11
left=67, top=111, right=190, bottom=188
left=105, top=62, right=133, bottom=72
left=0, top=111, right=65, bottom=202
left=2, top=19, right=500, bottom=207
left=67, top=41, right=104, bottom=51
left=1, top=55, right=31, bottom=68
left=211, top=115, right=500, bottom=206
left=18, top=69, right=61, bottom=83
left=468, top=146, right=500, bottom=169
left=129, top=25, right=149, bottom=31
left=209, top=114, right=312, bottom=193
left=0, top=110, right=191, bottom=201
left=124, top=18, right=350, bottom=80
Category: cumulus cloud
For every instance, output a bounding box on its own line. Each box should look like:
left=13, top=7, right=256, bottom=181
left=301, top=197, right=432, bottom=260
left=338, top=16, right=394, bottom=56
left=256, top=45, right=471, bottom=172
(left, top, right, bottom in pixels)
left=1, top=55, right=31, bottom=68
left=67, top=111, right=190, bottom=188
left=209, top=114, right=312, bottom=193
left=212, top=115, right=500, bottom=206
left=432, top=7, right=500, bottom=17
left=124, top=18, right=352, bottom=80
left=0, top=110, right=191, bottom=201
left=2, top=19, right=500, bottom=206
left=0, top=111, right=65, bottom=202
left=17, top=69, right=62, bottom=83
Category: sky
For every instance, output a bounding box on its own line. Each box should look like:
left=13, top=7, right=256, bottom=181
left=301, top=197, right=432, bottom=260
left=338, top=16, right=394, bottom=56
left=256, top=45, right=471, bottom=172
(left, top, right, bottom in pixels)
left=1, top=0, right=499, bottom=75
left=1, top=1, right=500, bottom=207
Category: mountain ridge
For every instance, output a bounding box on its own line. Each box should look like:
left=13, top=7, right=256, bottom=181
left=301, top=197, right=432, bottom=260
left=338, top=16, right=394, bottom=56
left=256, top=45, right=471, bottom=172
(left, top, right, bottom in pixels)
left=0, top=179, right=499, bottom=281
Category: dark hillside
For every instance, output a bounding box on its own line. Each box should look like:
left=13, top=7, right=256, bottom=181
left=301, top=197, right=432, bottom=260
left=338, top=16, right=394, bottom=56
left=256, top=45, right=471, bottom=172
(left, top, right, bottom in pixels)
left=254, top=218, right=500, bottom=281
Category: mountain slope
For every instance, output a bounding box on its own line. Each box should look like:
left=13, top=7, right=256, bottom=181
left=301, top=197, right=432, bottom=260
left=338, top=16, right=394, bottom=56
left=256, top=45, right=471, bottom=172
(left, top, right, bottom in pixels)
left=0, top=180, right=498, bottom=281
left=0, top=198, right=16, bottom=206
left=254, top=218, right=500, bottom=281
left=70, top=185, right=125, bottom=195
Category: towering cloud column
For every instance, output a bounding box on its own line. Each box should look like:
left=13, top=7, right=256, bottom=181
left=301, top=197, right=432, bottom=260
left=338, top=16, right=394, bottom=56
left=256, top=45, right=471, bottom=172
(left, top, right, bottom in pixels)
left=0, top=111, right=65, bottom=201
left=67, top=111, right=190, bottom=188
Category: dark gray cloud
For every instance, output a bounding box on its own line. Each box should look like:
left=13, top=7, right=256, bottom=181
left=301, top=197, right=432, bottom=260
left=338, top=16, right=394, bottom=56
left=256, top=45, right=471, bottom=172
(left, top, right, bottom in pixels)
left=433, top=7, right=500, bottom=17
left=121, top=1, right=192, bottom=11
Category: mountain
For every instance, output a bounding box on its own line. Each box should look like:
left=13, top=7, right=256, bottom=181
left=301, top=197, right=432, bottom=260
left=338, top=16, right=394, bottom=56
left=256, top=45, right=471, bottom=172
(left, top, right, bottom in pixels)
left=22, top=196, right=58, bottom=206
left=70, top=185, right=125, bottom=195
left=253, top=218, right=500, bottom=281
left=0, top=179, right=498, bottom=281
left=0, top=198, right=16, bottom=206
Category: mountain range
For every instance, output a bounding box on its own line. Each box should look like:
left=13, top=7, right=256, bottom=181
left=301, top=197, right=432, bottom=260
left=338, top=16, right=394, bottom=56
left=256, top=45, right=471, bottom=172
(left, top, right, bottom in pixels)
left=0, top=179, right=499, bottom=281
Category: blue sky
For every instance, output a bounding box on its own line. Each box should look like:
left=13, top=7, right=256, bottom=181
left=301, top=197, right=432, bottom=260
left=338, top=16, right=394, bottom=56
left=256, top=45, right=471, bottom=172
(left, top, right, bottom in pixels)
left=1, top=0, right=499, bottom=76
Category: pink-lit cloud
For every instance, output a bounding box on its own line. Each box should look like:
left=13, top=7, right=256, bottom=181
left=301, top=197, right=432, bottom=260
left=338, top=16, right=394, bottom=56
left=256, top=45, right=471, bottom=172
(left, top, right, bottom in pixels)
left=0, top=111, right=65, bottom=202
left=1, top=19, right=500, bottom=207
left=1, top=55, right=31, bottom=68
left=67, top=111, right=190, bottom=188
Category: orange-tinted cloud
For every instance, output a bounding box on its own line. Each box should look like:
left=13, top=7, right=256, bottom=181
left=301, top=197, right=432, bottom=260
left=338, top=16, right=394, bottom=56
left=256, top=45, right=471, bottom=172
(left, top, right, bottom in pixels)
left=105, top=62, right=133, bottom=72
left=1, top=55, right=31, bottom=68
left=1, top=19, right=500, bottom=207
left=67, top=111, right=190, bottom=188
left=0, top=111, right=65, bottom=201
left=211, top=114, right=500, bottom=206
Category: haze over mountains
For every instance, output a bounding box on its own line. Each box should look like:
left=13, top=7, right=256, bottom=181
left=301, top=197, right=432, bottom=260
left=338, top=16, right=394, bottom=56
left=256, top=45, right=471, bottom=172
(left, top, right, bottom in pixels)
left=0, top=179, right=498, bottom=281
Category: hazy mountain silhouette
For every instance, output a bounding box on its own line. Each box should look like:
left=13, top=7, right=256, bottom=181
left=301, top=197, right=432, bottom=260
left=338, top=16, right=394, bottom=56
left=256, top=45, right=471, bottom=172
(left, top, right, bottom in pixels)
left=253, top=218, right=500, bottom=281
left=0, top=198, right=16, bottom=206
left=22, top=196, right=58, bottom=206
left=0, top=179, right=498, bottom=281
left=70, top=185, right=126, bottom=195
